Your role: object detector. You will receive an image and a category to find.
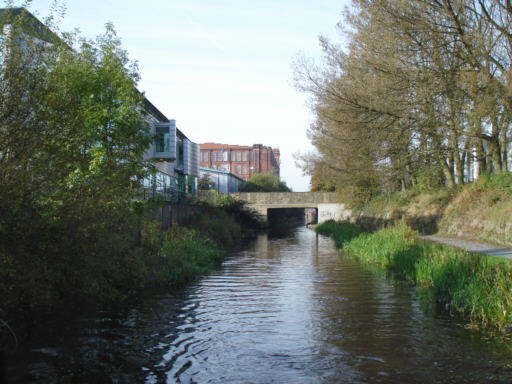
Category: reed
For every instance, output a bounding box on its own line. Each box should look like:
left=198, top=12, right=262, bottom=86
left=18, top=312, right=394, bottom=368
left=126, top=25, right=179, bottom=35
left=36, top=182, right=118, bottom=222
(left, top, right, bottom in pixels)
left=315, top=220, right=512, bottom=330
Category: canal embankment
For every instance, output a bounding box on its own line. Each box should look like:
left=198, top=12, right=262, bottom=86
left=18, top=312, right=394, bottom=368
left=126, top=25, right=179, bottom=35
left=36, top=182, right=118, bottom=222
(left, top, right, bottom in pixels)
left=0, top=194, right=263, bottom=330
left=315, top=220, right=512, bottom=330
left=6, top=226, right=512, bottom=383
left=347, top=172, right=512, bottom=248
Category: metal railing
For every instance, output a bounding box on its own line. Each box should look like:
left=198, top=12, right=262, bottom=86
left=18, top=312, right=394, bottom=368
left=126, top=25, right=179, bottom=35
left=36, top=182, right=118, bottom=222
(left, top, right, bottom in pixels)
left=134, top=187, right=189, bottom=203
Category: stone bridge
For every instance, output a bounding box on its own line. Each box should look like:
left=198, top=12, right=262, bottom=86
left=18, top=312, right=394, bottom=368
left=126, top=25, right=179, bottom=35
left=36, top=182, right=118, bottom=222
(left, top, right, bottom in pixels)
left=230, top=192, right=351, bottom=223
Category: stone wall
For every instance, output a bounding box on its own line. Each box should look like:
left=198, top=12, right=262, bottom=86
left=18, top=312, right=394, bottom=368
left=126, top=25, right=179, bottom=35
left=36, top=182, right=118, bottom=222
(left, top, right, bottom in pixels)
left=231, top=191, right=339, bottom=205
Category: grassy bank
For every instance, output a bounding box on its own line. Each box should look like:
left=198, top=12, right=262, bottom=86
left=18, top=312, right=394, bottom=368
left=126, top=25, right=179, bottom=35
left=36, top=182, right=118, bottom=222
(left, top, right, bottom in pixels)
left=348, top=173, right=512, bottom=246
left=440, top=173, right=512, bottom=246
left=0, top=197, right=261, bottom=323
left=129, top=205, right=247, bottom=289
left=315, top=220, right=512, bottom=330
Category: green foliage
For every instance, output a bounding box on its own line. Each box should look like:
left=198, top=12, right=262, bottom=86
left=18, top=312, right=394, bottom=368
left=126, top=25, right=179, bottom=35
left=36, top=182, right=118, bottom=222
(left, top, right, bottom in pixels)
left=414, top=166, right=447, bottom=193
left=343, top=222, right=418, bottom=276
left=0, top=7, right=264, bottom=322
left=472, top=172, right=512, bottom=197
left=198, top=191, right=266, bottom=231
left=421, top=188, right=454, bottom=209
left=132, top=226, right=226, bottom=287
left=315, top=220, right=362, bottom=248
left=211, top=192, right=237, bottom=208
left=295, top=0, right=512, bottom=199
left=127, top=202, right=256, bottom=289
left=188, top=207, right=242, bottom=250
left=0, top=13, right=152, bottom=313
left=316, top=221, right=512, bottom=330
left=239, top=173, right=291, bottom=192
left=197, top=173, right=212, bottom=190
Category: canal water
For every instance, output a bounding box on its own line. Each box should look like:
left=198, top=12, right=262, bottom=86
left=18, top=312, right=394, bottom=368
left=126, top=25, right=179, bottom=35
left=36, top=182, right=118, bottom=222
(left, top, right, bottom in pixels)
left=5, top=226, right=512, bottom=383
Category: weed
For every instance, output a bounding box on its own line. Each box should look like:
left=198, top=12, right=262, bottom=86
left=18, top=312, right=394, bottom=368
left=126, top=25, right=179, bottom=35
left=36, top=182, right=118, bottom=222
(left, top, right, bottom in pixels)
left=316, top=221, right=512, bottom=330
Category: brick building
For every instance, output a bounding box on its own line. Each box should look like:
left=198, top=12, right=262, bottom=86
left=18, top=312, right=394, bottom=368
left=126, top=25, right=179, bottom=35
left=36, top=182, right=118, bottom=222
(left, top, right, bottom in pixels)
left=199, top=143, right=280, bottom=181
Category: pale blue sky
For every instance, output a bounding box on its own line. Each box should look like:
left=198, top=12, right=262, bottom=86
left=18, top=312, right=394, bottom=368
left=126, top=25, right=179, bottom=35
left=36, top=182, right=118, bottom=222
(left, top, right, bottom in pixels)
left=22, top=0, right=350, bottom=191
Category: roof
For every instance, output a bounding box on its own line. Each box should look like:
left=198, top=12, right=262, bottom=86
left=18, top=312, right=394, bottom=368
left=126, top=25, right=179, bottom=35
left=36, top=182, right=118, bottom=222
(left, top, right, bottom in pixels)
left=143, top=97, right=168, bottom=122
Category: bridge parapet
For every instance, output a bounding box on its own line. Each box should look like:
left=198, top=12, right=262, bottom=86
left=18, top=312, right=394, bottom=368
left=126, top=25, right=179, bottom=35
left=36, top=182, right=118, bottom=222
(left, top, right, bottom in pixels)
left=230, top=192, right=339, bottom=205
left=230, top=192, right=351, bottom=223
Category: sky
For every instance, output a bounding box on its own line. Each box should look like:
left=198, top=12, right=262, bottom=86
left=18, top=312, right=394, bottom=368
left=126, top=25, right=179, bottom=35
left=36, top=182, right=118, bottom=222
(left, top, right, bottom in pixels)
left=22, top=0, right=350, bottom=191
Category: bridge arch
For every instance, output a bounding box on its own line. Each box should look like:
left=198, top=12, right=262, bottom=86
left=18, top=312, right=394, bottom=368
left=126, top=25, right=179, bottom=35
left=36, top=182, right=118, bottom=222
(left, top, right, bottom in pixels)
left=230, top=192, right=351, bottom=223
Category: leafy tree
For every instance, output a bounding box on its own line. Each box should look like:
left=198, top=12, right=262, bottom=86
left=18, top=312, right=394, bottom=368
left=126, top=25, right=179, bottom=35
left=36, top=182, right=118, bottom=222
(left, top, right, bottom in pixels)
left=198, top=173, right=212, bottom=190
left=0, top=7, right=152, bottom=309
left=239, top=173, right=291, bottom=192
left=294, top=0, right=512, bottom=202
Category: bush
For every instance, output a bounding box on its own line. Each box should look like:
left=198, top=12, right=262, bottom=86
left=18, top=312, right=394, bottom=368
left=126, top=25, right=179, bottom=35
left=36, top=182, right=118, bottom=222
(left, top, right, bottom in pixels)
left=239, top=173, right=291, bottom=192
left=188, top=207, right=241, bottom=249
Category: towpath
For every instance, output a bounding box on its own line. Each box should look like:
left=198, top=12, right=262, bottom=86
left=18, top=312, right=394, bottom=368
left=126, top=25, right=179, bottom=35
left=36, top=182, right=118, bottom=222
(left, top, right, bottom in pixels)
left=420, top=235, right=512, bottom=259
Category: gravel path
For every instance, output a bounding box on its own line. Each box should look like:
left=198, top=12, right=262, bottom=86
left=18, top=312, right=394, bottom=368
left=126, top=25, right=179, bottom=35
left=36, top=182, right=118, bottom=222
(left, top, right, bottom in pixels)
left=420, top=235, right=512, bottom=259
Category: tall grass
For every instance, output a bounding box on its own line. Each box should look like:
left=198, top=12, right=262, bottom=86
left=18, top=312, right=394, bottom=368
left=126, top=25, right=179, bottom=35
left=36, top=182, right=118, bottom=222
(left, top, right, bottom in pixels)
left=126, top=206, right=248, bottom=290
left=130, top=226, right=225, bottom=287
left=315, top=220, right=512, bottom=330
left=315, top=220, right=362, bottom=248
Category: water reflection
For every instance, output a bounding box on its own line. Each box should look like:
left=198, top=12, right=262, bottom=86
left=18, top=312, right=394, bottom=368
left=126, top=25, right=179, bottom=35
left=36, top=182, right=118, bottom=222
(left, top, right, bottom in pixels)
left=6, top=227, right=512, bottom=383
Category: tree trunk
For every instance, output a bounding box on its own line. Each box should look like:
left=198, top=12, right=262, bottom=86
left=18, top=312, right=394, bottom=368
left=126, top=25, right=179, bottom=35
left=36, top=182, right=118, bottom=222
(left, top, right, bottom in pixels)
left=490, top=116, right=503, bottom=173
left=477, top=139, right=487, bottom=176
left=500, top=129, right=509, bottom=172
left=442, top=159, right=455, bottom=188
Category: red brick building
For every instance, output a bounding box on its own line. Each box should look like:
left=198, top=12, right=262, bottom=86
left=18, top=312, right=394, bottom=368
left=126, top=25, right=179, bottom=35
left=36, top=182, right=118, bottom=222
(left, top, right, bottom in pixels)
left=199, top=143, right=280, bottom=181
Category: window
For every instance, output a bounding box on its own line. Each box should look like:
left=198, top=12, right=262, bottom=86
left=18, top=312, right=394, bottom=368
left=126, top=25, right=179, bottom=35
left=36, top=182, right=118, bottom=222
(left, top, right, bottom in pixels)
left=223, top=164, right=230, bottom=172
left=177, top=174, right=186, bottom=192
left=223, top=151, right=228, bottom=161
left=236, top=165, right=242, bottom=174
left=202, top=151, right=209, bottom=162
left=188, top=176, right=196, bottom=194
left=231, top=151, right=235, bottom=161
left=155, top=126, right=170, bottom=152
left=242, top=152, right=247, bottom=161
left=236, top=152, right=241, bottom=161
left=250, top=152, right=253, bottom=161
left=143, top=174, right=155, bottom=189
left=242, top=165, right=247, bottom=174
left=177, top=140, right=184, bottom=166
